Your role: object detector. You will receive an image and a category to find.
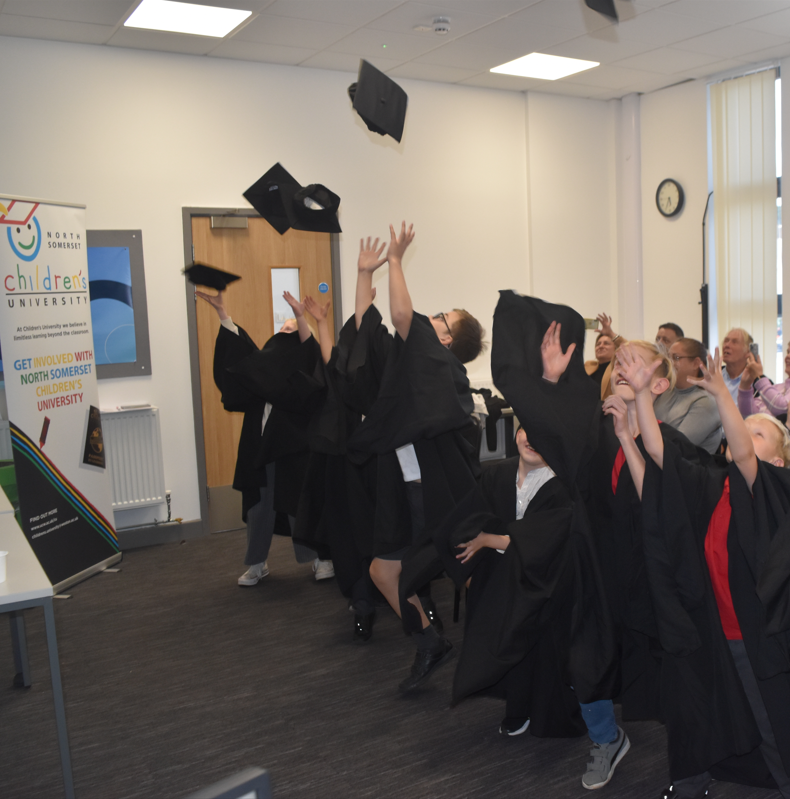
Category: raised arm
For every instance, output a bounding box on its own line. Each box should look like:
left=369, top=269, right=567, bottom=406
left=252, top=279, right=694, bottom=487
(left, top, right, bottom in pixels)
left=689, top=347, right=758, bottom=488
left=603, top=394, right=645, bottom=498
left=618, top=344, right=664, bottom=468
left=540, top=321, right=576, bottom=383
left=386, top=222, right=415, bottom=341
left=355, top=237, right=386, bottom=330
left=304, top=295, right=332, bottom=365
left=196, top=290, right=229, bottom=321
left=282, top=291, right=311, bottom=343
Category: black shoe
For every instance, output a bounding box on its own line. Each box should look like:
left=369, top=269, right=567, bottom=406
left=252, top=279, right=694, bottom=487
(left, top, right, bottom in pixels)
left=353, top=611, right=376, bottom=643
left=398, top=639, right=455, bottom=693
left=499, top=716, right=530, bottom=736
left=421, top=598, right=444, bottom=633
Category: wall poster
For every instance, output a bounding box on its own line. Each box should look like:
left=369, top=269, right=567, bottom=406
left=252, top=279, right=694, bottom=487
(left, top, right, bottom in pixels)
left=0, top=195, right=120, bottom=591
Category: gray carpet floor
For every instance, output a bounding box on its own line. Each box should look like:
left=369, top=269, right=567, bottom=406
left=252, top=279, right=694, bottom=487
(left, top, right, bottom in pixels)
left=0, top=529, right=783, bottom=799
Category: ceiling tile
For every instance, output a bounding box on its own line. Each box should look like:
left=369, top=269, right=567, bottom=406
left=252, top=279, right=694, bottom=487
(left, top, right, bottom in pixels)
left=299, top=51, right=404, bottom=72
left=176, top=0, right=271, bottom=8
left=107, top=27, right=219, bottom=55
left=260, top=0, right=403, bottom=25
left=410, top=0, right=540, bottom=14
left=621, top=73, right=691, bottom=94
left=0, top=12, right=113, bottom=43
left=677, top=56, right=753, bottom=80
left=234, top=13, right=352, bottom=48
left=208, top=39, right=316, bottom=64
left=2, top=0, right=130, bottom=26
left=364, top=2, right=496, bottom=40
left=742, top=8, right=790, bottom=37
left=327, top=26, right=450, bottom=60
left=527, top=80, right=611, bottom=98
left=559, top=63, right=663, bottom=89
left=662, top=0, right=790, bottom=26
left=459, top=71, right=546, bottom=91
left=609, top=46, right=722, bottom=75
left=736, top=42, right=790, bottom=62
left=541, top=34, right=655, bottom=64
left=505, top=0, right=613, bottom=34
left=415, top=17, right=578, bottom=70
left=387, top=61, right=482, bottom=82
left=673, top=26, right=790, bottom=58
left=596, top=7, right=728, bottom=46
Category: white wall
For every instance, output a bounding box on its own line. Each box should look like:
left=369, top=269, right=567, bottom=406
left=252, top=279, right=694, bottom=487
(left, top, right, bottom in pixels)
left=525, top=92, right=619, bottom=361
left=640, top=79, right=709, bottom=343
left=0, top=35, right=532, bottom=525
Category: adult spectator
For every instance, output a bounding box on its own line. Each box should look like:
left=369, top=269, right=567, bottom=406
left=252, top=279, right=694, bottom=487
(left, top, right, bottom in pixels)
left=655, top=323, right=684, bottom=351
left=585, top=313, right=624, bottom=400
left=739, top=340, right=790, bottom=421
left=721, top=328, right=753, bottom=409
left=653, top=338, right=722, bottom=454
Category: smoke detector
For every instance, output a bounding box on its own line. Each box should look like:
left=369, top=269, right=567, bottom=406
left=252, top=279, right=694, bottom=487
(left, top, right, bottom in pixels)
left=433, top=16, right=451, bottom=35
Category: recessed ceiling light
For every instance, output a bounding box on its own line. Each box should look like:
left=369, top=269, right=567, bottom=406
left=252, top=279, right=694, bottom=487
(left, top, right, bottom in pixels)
left=125, top=0, right=251, bottom=38
left=491, top=53, right=599, bottom=80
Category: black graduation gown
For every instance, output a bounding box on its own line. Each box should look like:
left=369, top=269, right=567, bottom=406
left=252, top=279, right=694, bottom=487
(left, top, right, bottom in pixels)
left=642, top=443, right=790, bottom=786
left=451, top=456, right=587, bottom=738
left=219, top=326, right=323, bottom=519
left=292, top=315, right=378, bottom=595
left=346, top=307, right=480, bottom=633
left=488, top=290, right=619, bottom=705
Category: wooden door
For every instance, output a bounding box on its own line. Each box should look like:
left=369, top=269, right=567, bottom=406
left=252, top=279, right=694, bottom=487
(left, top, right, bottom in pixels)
left=192, top=216, right=335, bottom=530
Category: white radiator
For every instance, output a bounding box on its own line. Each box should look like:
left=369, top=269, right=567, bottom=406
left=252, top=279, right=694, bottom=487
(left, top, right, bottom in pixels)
left=102, top=407, right=166, bottom=509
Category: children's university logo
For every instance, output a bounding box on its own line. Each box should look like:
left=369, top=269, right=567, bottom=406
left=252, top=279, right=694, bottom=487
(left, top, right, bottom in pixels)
left=2, top=200, right=42, bottom=262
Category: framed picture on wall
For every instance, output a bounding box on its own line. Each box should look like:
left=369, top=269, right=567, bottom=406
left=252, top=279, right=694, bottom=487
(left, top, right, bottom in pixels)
left=86, top=229, right=152, bottom=379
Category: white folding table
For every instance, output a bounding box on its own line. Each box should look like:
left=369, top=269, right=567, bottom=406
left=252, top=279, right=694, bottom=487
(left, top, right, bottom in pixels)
left=0, top=506, right=74, bottom=798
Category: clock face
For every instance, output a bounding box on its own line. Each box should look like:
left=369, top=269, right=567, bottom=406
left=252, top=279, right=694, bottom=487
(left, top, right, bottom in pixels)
left=656, top=179, right=684, bottom=217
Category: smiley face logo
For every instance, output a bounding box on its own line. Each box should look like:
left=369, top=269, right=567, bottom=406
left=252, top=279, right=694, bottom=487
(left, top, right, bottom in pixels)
left=7, top=216, right=42, bottom=262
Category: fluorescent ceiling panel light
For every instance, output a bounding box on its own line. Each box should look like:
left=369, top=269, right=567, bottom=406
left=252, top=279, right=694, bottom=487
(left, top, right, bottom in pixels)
left=491, top=53, right=599, bottom=80
left=125, top=0, right=251, bottom=37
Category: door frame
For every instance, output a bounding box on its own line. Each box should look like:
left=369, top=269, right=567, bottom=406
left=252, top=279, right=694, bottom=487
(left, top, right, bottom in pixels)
left=182, top=207, right=343, bottom=535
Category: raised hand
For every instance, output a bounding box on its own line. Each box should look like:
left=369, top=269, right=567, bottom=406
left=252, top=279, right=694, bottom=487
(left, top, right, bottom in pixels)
left=387, top=221, right=415, bottom=262
left=304, top=295, right=330, bottom=322
left=282, top=290, right=305, bottom=317
left=196, top=290, right=228, bottom=320
left=687, top=347, right=727, bottom=397
left=597, top=312, right=615, bottom=339
left=541, top=321, right=576, bottom=383
left=603, top=395, right=630, bottom=439
left=358, top=237, right=387, bottom=274
left=741, top=352, right=762, bottom=387
left=616, top=344, right=660, bottom=394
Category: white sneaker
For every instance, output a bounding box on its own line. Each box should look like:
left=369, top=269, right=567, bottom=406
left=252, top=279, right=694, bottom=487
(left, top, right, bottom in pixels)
left=238, top=561, right=269, bottom=586
left=312, top=558, right=335, bottom=581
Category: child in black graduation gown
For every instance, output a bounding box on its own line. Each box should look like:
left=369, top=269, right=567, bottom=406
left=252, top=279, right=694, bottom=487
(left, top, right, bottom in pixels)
left=617, top=344, right=790, bottom=799
left=198, top=288, right=327, bottom=584
left=345, top=223, right=484, bottom=692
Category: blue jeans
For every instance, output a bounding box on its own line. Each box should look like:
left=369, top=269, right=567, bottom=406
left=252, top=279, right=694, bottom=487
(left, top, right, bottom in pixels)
left=579, top=699, right=618, bottom=744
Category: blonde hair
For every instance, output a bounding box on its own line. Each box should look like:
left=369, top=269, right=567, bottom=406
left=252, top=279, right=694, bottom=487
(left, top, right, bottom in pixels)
left=628, top=340, right=676, bottom=392
left=747, top=412, right=790, bottom=465
left=282, top=316, right=318, bottom=338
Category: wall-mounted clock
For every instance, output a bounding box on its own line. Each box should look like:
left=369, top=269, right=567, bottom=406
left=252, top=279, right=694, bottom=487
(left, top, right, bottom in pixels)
left=656, top=178, right=684, bottom=217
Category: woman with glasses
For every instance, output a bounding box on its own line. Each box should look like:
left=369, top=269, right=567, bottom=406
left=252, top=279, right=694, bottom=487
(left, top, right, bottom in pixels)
left=653, top=337, right=723, bottom=455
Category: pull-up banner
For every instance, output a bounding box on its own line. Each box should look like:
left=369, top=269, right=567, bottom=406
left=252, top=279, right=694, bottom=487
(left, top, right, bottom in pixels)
left=0, top=195, right=119, bottom=591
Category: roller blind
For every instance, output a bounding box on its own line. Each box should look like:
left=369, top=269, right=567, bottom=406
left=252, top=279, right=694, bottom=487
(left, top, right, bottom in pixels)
left=710, top=69, right=777, bottom=374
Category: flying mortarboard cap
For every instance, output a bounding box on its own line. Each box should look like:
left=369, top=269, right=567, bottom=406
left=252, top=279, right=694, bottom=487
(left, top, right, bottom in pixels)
left=348, top=60, right=408, bottom=143
left=585, top=0, right=618, bottom=21
left=243, top=163, right=342, bottom=235
left=183, top=262, right=241, bottom=291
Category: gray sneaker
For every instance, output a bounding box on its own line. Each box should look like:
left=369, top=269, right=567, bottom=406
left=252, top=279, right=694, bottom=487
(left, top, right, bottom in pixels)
left=581, top=726, right=630, bottom=790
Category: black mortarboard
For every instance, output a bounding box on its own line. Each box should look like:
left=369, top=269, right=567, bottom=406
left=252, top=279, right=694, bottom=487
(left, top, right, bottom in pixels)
left=243, top=163, right=342, bottom=235
left=183, top=262, right=241, bottom=291
left=348, top=60, right=408, bottom=143
left=585, top=0, right=618, bottom=22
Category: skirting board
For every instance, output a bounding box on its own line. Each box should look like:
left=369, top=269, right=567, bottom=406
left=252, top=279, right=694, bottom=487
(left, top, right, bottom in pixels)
left=117, top=518, right=204, bottom=550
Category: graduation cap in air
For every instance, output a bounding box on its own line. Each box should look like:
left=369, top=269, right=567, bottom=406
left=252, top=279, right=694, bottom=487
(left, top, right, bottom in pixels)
left=243, top=162, right=342, bottom=235
left=585, top=0, right=618, bottom=22
left=183, top=262, right=241, bottom=291
left=348, top=60, right=408, bottom=143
